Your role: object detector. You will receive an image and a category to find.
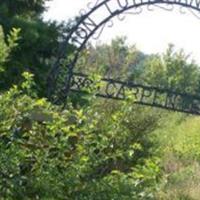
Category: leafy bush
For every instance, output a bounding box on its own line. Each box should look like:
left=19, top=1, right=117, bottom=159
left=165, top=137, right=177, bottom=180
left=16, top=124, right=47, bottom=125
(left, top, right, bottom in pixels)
left=0, top=71, right=163, bottom=199
left=0, top=26, right=20, bottom=74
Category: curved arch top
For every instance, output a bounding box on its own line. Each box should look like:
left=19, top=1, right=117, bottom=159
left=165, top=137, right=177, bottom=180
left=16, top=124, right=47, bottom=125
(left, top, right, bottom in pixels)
left=47, top=0, right=200, bottom=102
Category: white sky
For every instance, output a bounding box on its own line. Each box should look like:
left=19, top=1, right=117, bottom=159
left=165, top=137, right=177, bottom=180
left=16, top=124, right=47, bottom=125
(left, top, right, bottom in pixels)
left=44, top=0, right=200, bottom=63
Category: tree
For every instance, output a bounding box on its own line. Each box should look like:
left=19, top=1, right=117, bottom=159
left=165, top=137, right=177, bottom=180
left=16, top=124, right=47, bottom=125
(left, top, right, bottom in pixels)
left=0, top=26, right=20, bottom=83
left=0, top=0, right=64, bottom=95
left=141, top=44, right=200, bottom=94
left=76, top=37, right=146, bottom=80
left=0, top=0, right=51, bottom=18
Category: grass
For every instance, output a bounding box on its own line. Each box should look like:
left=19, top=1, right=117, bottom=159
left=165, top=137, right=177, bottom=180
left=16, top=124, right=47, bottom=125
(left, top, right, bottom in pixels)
left=152, top=113, right=200, bottom=200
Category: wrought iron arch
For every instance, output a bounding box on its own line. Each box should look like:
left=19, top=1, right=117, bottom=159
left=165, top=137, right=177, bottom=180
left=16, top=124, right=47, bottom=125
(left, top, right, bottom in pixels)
left=47, top=0, right=200, bottom=115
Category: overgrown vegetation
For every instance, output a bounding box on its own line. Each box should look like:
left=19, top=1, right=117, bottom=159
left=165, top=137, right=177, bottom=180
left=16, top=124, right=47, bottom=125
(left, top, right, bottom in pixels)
left=1, top=1, right=200, bottom=199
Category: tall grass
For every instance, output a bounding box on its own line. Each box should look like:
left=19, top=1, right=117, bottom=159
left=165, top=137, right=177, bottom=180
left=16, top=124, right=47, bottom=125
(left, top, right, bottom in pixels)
left=153, top=113, right=200, bottom=200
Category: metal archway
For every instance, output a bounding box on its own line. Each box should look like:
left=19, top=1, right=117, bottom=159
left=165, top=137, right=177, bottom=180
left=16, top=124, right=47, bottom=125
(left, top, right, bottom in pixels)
left=47, top=0, right=200, bottom=115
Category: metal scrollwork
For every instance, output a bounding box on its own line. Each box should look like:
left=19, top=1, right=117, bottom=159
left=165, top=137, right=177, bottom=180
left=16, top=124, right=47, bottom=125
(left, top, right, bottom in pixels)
left=70, top=73, right=200, bottom=115
left=148, top=3, right=174, bottom=12
left=87, top=0, right=102, bottom=10
left=188, top=8, right=200, bottom=19
left=47, top=0, right=200, bottom=112
left=92, top=19, right=114, bottom=40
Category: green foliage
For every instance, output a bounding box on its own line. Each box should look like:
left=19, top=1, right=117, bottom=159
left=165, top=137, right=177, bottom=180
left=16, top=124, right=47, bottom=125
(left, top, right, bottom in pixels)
left=151, top=113, right=200, bottom=200
left=0, top=0, right=51, bottom=17
left=1, top=9, right=200, bottom=197
left=0, top=72, right=163, bottom=199
left=7, top=27, right=21, bottom=50
left=0, top=27, right=8, bottom=67
left=141, top=44, right=200, bottom=94
left=76, top=37, right=146, bottom=80
left=0, top=26, right=20, bottom=73
left=0, top=0, right=67, bottom=94
left=76, top=40, right=200, bottom=97
left=75, top=38, right=200, bottom=200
